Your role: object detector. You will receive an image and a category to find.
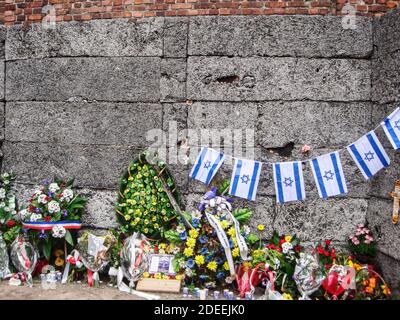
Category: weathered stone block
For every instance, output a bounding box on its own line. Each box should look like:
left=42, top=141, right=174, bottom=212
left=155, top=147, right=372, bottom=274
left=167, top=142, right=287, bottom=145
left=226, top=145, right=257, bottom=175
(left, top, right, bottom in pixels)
left=6, top=101, right=162, bottom=147
left=6, top=57, right=161, bottom=102
left=372, top=51, right=400, bottom=104
left=188, top=16, right=372, bottom=58
left=375, top=251, right=400, bottom=293
left=160, top=59, right=187, bottom=102
left=5, top=18, right=164, bottom=60
left=367, top=197, right=400, bottom=260
left=0, top=103, right=4, bottom=141
left=187, top=57, right=370, bottom=102
left=257, top=101, right=373, bottom=148
left=373, top=8, right=400, bottom=58
left=2, top=142, right=141, bottom=189
left=79, top=189, right=119, bottom=229
left=273, top=198, right=368, bottom=242
left=164, top=17, right=188, bottom=58
left=162, top=103, right=188, bottom=133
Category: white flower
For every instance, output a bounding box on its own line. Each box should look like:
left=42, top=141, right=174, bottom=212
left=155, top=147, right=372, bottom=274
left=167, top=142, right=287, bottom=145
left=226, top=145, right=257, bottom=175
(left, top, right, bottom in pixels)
left=38, top=194, right=48, bottom=204
left=192, top=211, right=202, bottom=220
left=29, top=213, right=42, bottom=222
left=179, top=260, right=187, bottom=268
left=185, top=268, right=193, bottom=277
left=159, top=249, right=165, bottom=254
left=52, top=225, right=66, bottom=238
left=0, top=188, right=6, bottom=199
left=34, top=189, right=42, bottom=196
left=173, top=247, right=180, bottom=255
left=274, top=258, right=281, bottom=269
left=282, top=242, right=293, bottom=254
left=2, top=173, right=9, bottom=179
left=3, top=180, right=9, bottom=185
left=176, top=225, right=186, bottom=234
left=12, top=210, right=17, bottom=216
left=19, top=209, right=28, bottom=220
left=48, top=201, right=61, bottom=213
left=48, top=183, right=60, bottom=193
left=0, top=202, right=5, bottom=208
left=242, top=225, right=251, bottom=236
left=225, top=276, right=234, bottom=284
left=4, top=206, right=10, bottom=212
left=61, top=189, right=74, bottom=202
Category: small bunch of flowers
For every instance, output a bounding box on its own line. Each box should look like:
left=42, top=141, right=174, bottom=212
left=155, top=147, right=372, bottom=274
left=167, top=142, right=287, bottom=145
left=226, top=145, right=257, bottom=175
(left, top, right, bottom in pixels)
left=316, top=240, right=337, bottom=270
left=0, top=172, right=21, bottom=245
left=347, top=224, right=376, bottom=258
left=171, top=189, right=254, bottom=288
left=21, top=178, right=85, bottom=238
left=20, top=178, right=85, bottom=260
left=116, top=155, right=179, bottom=239
left=354, top=265, right=391, bottom=299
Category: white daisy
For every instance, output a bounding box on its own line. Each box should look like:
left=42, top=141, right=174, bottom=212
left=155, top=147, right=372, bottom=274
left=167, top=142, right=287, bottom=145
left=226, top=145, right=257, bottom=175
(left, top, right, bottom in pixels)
left=48, top=201, right=61, bottom=213
left=38, top=194, right=48, bottom=204
left=48, top=183, right=60, bottom=193
left=52, top=225, right=66, bottom=238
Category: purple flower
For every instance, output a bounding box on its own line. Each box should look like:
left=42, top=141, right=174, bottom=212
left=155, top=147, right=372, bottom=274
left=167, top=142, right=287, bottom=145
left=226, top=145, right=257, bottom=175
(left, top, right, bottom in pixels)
left=198, top=203, right=206, bottom=212
left=41, top=179, right=50, bottom=186
left=47, top=191, right=54, bottom=197
left=216, top=271, right=225, bottom=280
left=35, top=208, right=42, bottom=214
left=204, top=187, right=217, bottom=200
left=179, top=231, right=187, bottom=241
left=199, top=235, right=208, bottom=244
left=62, top=209, right=68, bottom=217
left=199, top=275, right=209, bottom=281
left=38, top=230, right=47, bottom=239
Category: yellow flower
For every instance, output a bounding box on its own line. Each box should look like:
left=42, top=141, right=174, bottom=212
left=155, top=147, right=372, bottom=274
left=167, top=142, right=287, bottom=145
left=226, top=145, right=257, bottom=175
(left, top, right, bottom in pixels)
left=257, top=224, right=265, bottom=231
left=152, top=216, right=157, bottom=222
left=144, top=228, right=149, bottom=233
left=348, top=260, right=354, bottom=268
left=162, top=275, right=169, bottom=280
left=285, top=235, right=292, bottom=243
left=223, top=261, right=230, bottom=271
left=154, top=223, right=159, bottom=229
left=154, top=273, right=162, bottom=279
left=54, top=249, right=64, bottom=257
left=232, top=248, right=239, bottom=258
left=233, top=238, right=238, bottom=246
left=55, top=257, right=64, bottom=267
left=186, top=237, right=196, bottom=248
left=159, top=243, right=167, bottom=249
left=144, top=219, right=149, bottom=225
left=175, top=274, right=183, bottom=280
left=227, top=228, right=235, bottom=237
left=124, top=215, right=131, bottom=221
left=189, top=229, right=199, bottom=239
left=207, top=261, right=217, bottom=272
left=143, top=272, right=150, bottom=278
left=282, top=293, right=293, bottom=300
left=184, top=247, right=194, bottom=257
left=195, top=255, right=205, bottom=266
left=221, top=220, right=229, bottom=229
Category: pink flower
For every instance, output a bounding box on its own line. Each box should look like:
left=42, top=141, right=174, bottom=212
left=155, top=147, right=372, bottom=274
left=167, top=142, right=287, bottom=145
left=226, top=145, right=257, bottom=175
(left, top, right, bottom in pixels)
left=352, top=238, right=360, bottom=245
left=301, top=145, right=311, bottom=154
left=365, top=239, right=371, bottom=244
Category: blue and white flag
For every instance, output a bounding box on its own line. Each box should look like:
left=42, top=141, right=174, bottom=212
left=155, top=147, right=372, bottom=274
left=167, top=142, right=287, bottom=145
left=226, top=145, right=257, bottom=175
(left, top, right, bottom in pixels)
left=347, top=131, right=390, bottom=180
left=190, top=148, right=225, bottom=185
left=229, top=159, right=262, bottom=201
left=273, top=161, right=306, bottom=203
left=310, top=152, right=348, bottom=199
left=382, top=107, right=400, bottom=150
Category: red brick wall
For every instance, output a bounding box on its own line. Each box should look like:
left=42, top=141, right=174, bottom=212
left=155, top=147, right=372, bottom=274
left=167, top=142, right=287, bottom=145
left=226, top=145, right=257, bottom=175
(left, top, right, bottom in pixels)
left=1, top=0, right=399, bottom=26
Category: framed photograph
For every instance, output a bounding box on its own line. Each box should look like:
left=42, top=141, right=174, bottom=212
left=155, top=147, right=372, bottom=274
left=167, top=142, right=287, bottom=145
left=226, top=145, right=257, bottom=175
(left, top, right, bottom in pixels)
left=148, top=254, right=176, bottom=275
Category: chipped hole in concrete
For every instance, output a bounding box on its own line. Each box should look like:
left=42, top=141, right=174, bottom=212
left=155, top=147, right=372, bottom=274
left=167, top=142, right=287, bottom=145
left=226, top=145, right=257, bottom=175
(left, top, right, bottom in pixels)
left=267, top=142, right=295, bottom=158
left=215, top=75, right=240, bottom=84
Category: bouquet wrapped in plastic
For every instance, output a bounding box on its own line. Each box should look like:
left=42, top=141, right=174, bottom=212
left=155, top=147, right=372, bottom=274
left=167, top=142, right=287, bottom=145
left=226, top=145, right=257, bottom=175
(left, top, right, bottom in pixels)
left=0, top=233, right=11, bottom=279
left=77, top=232, right=116, bottom=287
left=10, top=236, right=38, bottom=286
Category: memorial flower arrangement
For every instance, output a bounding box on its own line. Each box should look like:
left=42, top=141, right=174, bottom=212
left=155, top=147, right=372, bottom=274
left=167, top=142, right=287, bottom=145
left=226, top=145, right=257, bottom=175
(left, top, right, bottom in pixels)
left=0, top=172, right=21, bottom=245
left=20, top=178, right=86, bottom=260
left=116, top=153, right=181, bottom=239
left=347, top=224, right=377, bottom=262
left=169, top=185, right=256, bottom=289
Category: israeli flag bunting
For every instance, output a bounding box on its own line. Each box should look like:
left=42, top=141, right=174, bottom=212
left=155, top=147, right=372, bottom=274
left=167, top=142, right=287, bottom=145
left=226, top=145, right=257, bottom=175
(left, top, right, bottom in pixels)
left=347, top=131, right=390, bottom=180
left=382, top=107, right=400, bottom=150
left=310, top=152, right=348, bottom=199
left=273, top=161, right=306, bottom=203
left=189, top=147, right=225, bottom=185
left=229, top=159, right=262, bottom=201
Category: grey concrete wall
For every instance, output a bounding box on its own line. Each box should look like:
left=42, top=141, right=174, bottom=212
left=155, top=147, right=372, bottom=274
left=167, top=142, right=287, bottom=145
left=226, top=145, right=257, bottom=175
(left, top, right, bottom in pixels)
left=0, top=14, right=399, bottom=287
left=368, top=8, right=400, bottom=290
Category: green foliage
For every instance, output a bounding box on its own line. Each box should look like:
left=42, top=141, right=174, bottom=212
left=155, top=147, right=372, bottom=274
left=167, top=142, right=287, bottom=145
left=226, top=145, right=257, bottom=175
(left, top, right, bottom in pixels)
left=233, top=208, right=253, bottom=224
left=115, top=152, right=180, bottom=239
left=217, top=179, right=230, bottom=195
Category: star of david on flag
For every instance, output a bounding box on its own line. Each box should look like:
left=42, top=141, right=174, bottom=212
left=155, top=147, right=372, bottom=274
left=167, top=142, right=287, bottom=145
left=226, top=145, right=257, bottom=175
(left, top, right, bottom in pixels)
left=189, top=147, right=225, bottom=185
left=347, top=131, right=390, bottom=180
left=382, top=107, right=400, bottom=150
left=273, top=161, right=306, bottom=204
left=229, top=158, right=262, bottom=201
left=310, top=152, right=348, bottom=199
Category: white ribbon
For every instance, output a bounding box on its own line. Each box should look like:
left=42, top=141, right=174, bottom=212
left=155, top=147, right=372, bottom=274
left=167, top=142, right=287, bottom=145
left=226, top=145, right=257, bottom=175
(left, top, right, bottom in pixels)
left=61, top=249, right=82, bottom=284
left=202, top=195, right=249, bottom=263
left=116, top=267, right=159, bottom=300
left=205, top=212, right=235, bottom=276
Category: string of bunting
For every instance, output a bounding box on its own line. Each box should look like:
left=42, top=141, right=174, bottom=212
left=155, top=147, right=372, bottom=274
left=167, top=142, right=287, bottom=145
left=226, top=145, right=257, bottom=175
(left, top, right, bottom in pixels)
left=189, top=106, right=400, bottom=203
